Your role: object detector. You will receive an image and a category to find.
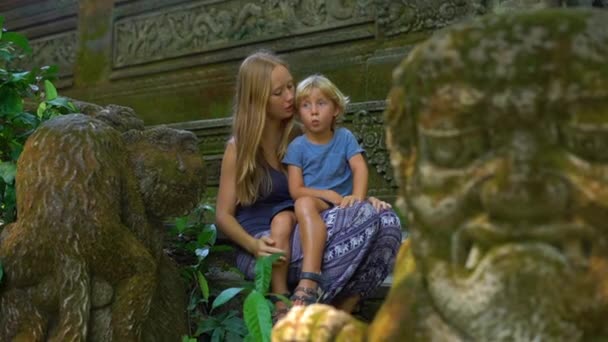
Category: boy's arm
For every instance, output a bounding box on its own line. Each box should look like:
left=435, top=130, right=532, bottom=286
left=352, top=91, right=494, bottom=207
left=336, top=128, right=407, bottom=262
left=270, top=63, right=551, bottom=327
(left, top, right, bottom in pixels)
left=340, top=153, right=369, bottom=207
left=287, top=165, right=343, bottom=205
left=349, top=153, right=368, bottom=200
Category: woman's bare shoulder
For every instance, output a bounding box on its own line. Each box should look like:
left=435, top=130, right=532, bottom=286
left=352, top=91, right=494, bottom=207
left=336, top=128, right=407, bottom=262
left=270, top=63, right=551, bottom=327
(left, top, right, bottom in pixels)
left=223, top=137, right=237, bottom=160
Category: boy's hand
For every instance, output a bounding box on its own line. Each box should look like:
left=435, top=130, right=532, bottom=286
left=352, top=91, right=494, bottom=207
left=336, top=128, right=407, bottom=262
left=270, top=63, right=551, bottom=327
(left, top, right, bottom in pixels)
left=368, top=196, right=392, bottom=211
left=340, top=195, right=364, bottom=208
left=323, top=190, right=343, bottom=206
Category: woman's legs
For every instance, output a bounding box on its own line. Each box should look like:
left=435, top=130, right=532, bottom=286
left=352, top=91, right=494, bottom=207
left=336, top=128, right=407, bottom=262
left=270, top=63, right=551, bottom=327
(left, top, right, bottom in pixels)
left=292, top=197, right=330, bottom=304
left=333, top=294, right=361, bottom=313
left=331, top=208, right=402, bottom=310
left=269, top=211, right=295, bottom=295
left=269, top=211, right=296, bottom=317
left=285, top=202, right=402, bottom=310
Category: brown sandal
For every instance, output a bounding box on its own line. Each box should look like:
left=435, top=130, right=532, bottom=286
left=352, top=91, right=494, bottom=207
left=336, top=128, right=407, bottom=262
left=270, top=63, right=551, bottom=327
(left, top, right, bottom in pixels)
left=291, top=286, right=319, bottom=305
left=290, top=272, right=325, bottom=306
left=269, top=292, right=291, bottom=324
left=272, top=305, right=290, bottom=325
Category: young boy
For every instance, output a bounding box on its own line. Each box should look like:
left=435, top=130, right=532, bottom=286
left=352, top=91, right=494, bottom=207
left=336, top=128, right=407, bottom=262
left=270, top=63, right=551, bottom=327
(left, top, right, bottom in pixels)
left=278, top=74, right=369, bottom=306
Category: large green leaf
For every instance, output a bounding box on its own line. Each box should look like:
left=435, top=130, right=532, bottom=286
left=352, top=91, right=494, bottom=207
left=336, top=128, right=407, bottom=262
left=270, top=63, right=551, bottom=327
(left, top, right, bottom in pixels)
left=197, top=229, right=215, bottom=246
left=3, top=182, right=16, bottom=223
left=44, top=80, right=57, bottom=100
left=0, top=87, right=23, bottom=115
left=222, top=315, right=247, bottom=336
left=243, top=290, right=272, bottom=342
left=174, top=216, right=188, bottom=234
left=9, top=140, right=23, bottom=161
left=0, top=161, right=16, bottom=184
left=211, top=329, right=225, bottom=342
left=9, top=71, right=29, bottom=82
left=195, top=318, right=219, bottom=336
left=196, top=271, right=209, bottom=301
left=254, top=253, right=282, bottom=293
left=211, top=287, right=245, bottom=312
left=2, top=32, right=31, bottom=54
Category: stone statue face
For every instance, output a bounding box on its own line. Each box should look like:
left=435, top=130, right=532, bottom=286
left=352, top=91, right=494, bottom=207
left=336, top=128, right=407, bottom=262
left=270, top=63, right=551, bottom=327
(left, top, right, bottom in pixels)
left=125, top=127, right=205, bottom=218
left=386, top=9, right=608, bottom=340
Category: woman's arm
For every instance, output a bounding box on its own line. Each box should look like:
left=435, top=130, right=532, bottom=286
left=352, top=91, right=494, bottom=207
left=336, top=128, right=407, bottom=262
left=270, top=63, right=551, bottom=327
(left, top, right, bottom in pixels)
left=215, top=141, right=284, bottom=257
left=287, top=165, right=343, bottom=205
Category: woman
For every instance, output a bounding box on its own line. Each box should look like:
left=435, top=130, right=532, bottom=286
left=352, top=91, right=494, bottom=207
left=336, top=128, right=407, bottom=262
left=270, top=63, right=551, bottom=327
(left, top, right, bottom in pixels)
left=215, top=51, right=402, bottom=316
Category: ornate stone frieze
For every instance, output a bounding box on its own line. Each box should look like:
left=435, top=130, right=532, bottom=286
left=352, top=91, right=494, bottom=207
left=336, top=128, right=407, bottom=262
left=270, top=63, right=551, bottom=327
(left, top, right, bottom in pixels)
left=113, top=0, right=373, bottom=68
left=19, top=31, right=77, bottom=76
left=348, top=101, right=398, bottom=189
left=374, top=0, right=483, bottom=36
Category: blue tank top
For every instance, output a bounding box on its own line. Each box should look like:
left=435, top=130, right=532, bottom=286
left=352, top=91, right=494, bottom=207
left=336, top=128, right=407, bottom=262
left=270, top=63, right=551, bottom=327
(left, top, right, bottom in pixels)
left=235, top=168, right=294, bottom=237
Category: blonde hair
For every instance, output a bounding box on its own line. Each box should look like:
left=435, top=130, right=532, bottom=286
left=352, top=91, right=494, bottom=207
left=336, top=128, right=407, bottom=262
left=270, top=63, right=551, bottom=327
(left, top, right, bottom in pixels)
left=296, top=74, right=350, bottom=128
left=232, top=51, right=294, bottom=205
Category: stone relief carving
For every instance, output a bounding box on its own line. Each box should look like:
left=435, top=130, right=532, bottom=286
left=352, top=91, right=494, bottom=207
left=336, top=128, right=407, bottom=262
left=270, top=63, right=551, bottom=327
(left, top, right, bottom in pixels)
left=374, top=0, right=483, bottom=36
left=350, top=102, right=398, bottom=188
left=18, top=31, right=77, bottom=76
left=113, top=0, right=372, bottom=68
left=373, top=0, right=603, bottom=36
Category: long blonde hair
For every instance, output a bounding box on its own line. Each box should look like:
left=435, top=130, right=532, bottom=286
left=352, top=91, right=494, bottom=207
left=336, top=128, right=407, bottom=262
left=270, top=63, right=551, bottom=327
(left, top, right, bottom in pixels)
left=232, top=51, right=293, bottom=205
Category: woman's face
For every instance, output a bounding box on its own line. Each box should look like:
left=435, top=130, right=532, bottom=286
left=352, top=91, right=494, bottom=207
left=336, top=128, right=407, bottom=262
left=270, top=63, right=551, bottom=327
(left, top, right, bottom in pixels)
left=266, top=65, right=295, bottom=122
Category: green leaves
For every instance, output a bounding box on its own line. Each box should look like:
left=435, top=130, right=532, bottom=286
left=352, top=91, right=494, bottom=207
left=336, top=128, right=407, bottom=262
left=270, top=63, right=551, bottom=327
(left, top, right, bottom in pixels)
left=0, top=162, right=16, bottom=183
left=254, top=252, right=282, bottom=293
left=243, top=291, right=272, bottom=342
left=44, top=80, right=57, bottom=100
left=0, top=87, right=23, bottom=115
left=1, top=32, right=31, bottom=55
left=0, top=19, right=76, bottom=224
left=172, top=205, right=282, bottom=341
left=197, top=271, right=209, bottom=301
left=0, top=260, right=4, bottom=285
left=194, top=311, right=247, bottom=342
left=171, top=202, right=249, bottom=340
left=212, top=287, right=245, bottom=311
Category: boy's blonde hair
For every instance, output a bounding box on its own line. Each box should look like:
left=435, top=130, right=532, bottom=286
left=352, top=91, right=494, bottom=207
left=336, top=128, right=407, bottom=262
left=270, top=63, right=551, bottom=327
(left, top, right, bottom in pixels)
left=232, top=51, right=294, bottom=205
left=296, top=74, right=350, bottom=128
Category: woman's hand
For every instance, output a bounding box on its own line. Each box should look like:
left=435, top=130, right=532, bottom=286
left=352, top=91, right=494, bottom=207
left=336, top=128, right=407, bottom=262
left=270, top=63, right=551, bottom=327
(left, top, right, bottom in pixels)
left=340, top=195, right=364, bottom=208
left=368, top=196, right=392, bottom=211
left=251, top=236, right=287, bottom=262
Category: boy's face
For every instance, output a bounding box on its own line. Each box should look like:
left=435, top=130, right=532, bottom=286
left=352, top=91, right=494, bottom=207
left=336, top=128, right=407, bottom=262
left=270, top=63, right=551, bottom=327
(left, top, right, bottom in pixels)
left=298, top=88, right=339, bottom=135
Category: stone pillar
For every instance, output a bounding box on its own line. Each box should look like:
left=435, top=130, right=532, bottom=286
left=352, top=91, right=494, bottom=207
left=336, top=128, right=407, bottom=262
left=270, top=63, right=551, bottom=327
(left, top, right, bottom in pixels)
left=74, top=0, right=114, bottom=88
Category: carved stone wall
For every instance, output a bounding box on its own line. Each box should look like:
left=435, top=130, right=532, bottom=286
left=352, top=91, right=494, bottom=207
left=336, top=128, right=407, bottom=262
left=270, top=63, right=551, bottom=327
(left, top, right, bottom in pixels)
left=3, top=0, right=604, bottom=199
left=161, top=100, right=399, bottom=201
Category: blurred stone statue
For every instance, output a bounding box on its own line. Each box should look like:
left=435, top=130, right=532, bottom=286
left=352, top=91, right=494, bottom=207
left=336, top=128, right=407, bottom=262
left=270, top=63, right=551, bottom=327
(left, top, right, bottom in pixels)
left=0, top=105, right=205, bottom=341
left=484, top=0, right=597, bottom=13
left=273, top=8, right=608, bottom=341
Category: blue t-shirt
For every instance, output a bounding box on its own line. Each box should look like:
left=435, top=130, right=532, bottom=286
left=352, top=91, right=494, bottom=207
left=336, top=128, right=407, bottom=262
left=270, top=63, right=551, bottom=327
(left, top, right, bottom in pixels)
left=282, top=127, right=364, bottom=196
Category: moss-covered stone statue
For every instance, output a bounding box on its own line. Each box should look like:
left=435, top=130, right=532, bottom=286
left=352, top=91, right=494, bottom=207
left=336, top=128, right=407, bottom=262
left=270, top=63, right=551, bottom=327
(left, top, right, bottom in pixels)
left=0, top=108, right=205, bottom=341
left=273, top=8, right=608, bottom=341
